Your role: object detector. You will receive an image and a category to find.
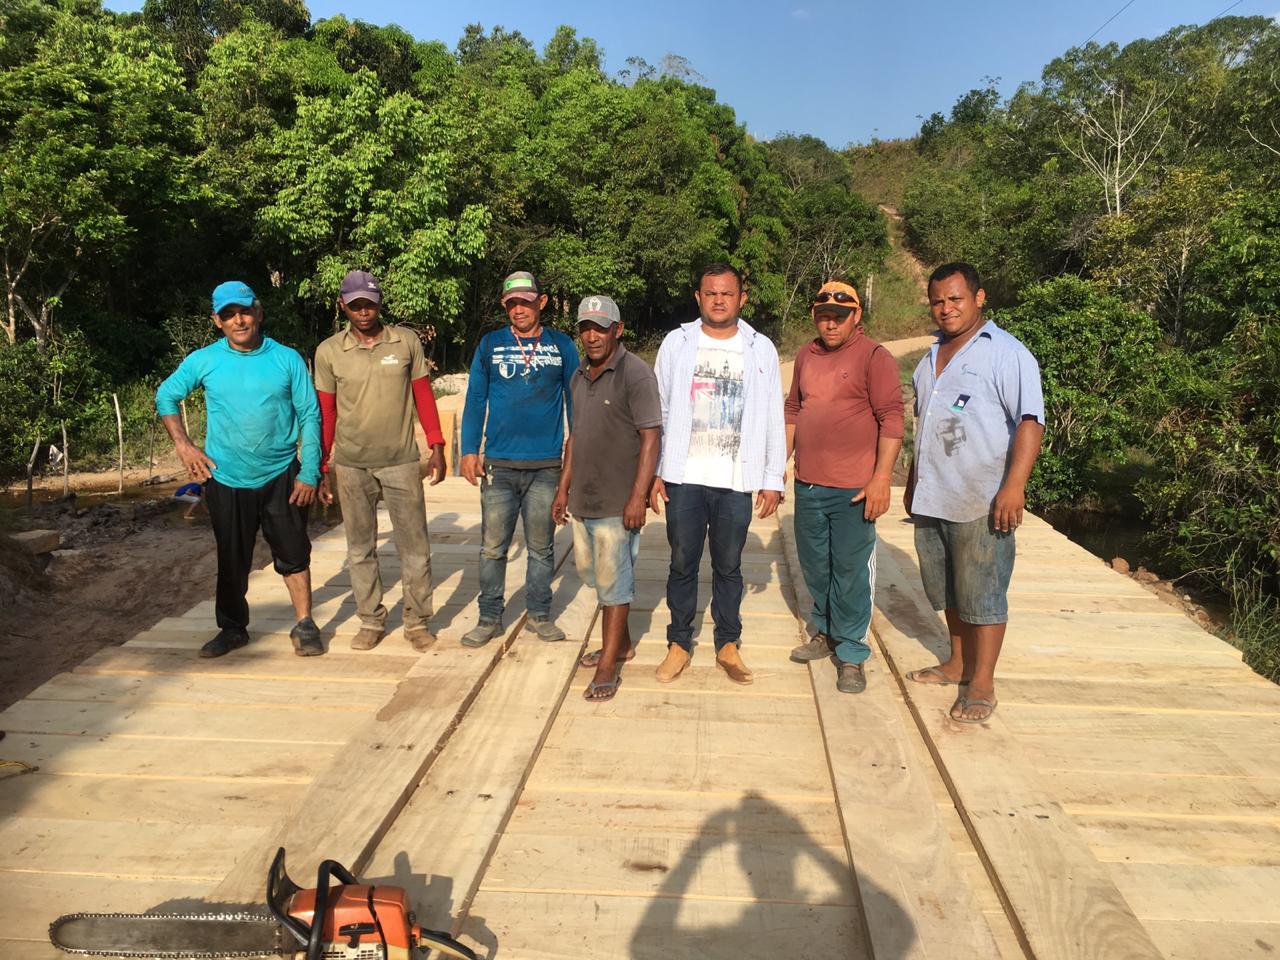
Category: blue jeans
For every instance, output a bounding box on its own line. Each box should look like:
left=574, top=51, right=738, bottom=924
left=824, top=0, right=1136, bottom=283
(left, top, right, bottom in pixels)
left=664, top=482, right=753, bottom=651
left=479, top=465, right=560, bottom=622
left=571, top=516, right=641, bottom=606
left=793, top=483, right=875, bottom=664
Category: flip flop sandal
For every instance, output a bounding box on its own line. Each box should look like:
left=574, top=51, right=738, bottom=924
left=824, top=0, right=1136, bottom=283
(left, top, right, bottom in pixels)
left=580, top=648, right=635, bottom=669
left=583, top=673, right=622, bottom=702
left=953, top=697, right=998, bottom=724
left=907, top=665, right=963, bottom=686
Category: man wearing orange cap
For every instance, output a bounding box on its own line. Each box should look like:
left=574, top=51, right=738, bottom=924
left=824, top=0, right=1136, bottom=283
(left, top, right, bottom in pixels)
left=785, top=280, right=904, bottom=693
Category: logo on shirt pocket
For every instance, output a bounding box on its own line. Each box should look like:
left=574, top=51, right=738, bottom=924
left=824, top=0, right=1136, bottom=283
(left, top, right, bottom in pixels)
left=951, top=394, right=971, bottom=412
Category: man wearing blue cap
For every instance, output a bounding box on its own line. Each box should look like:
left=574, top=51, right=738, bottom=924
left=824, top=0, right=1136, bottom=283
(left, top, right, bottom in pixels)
left=156, top=281, right=323, bottom=658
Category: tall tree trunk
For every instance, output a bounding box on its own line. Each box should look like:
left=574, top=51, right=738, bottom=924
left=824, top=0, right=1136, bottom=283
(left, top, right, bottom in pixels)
left=113, top=392, right=124, bottom=495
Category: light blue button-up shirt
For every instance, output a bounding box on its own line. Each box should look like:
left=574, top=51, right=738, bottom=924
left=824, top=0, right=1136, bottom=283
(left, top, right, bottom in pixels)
left=911, top=321, right=1044, bottom=523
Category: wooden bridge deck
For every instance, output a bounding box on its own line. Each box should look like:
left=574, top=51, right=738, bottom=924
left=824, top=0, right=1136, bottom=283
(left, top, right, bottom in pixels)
left=1, top=477, right=1276, bottom=959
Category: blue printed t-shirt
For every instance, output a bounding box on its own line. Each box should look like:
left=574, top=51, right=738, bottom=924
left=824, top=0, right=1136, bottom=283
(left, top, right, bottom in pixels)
left=460, top=327, right=579, bottom=465
left=156, top=336, right=321, bottom=489
left=910, top=321, right=1044, bottom=523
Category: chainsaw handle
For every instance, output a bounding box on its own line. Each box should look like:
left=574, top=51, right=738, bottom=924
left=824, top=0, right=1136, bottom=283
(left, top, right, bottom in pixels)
left=266, top=847, right=309, bottom=949
left=307, top=858, right=360, bottom=960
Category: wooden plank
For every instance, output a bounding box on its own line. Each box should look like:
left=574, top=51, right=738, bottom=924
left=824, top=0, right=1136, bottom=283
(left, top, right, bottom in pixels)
left=1044, top=769, right=1280, bottom=819
left=1142, top=920, right=1280, bottom=959
left=1076, top=814, right=1280, bottom=866
left=1109, top=864, right=1280, bottom=923
left=22, top=672, right=397, bottom=710
left=998, top=678, right=1280, bottom=712
left=459, top=890, right=869, bottom=960
left=872, top=538, right=1167, bottom=960
left=1022, top=734, right=1280, bottom=779
left=0, top=875, right=207, bottom=944
left=773, top=496, right=1004, bottom=959
left=75, top=647, right=416, bottom=683
left=0, top=817, right=264, bottom=880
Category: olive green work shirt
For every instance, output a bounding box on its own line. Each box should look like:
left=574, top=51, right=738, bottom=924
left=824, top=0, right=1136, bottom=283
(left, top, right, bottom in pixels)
left=314, top=324, right=430, bottom=469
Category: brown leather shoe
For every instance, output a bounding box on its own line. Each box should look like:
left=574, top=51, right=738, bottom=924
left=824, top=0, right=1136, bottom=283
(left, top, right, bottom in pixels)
left=405, top=626, right=437, bottom=653
left=350, top=627, right=384, bottom=651
left=655, top=645, right=691, bottom=683
left=716, top=644, right=754, bottom=684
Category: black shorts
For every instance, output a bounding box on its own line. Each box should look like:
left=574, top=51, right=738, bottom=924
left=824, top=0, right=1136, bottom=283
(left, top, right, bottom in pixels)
left=205, top=460, right=311, bottom=576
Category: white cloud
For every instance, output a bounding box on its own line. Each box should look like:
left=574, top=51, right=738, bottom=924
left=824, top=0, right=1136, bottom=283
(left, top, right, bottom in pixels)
left=791, top=8, right=812, bottom=20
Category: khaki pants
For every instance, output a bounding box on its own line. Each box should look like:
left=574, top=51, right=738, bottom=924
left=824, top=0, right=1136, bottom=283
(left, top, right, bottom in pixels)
left=333, top=461, right=433, bottom=631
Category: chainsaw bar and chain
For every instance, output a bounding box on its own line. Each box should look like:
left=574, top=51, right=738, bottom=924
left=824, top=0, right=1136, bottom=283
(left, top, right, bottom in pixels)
left=50, top=911, right=286, bottom=959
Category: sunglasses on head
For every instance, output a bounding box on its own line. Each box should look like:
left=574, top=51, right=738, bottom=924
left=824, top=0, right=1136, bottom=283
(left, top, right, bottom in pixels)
left=813, top=291, right=858, bottom=305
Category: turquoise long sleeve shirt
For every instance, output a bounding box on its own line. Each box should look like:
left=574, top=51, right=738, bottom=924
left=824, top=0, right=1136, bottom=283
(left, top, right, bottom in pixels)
left=156, top=337, right=321, bottom=489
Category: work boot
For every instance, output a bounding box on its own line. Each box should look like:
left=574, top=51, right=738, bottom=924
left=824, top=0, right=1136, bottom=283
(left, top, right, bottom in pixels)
left=200, top=628, right=248, bottom=659
left=290, top=617, right=324, bottom=657
left=655, top=645, right=691, bottom=683
left=461, top=619, right=502, bottom=648
left=789, top=632, right=835, bottom=663
left=716, top=644, right=754, bottom=685
left=526, top=616, right=566, bottom=642
left=837, top=662, right=867, bottom=694
left=350, top=627, right=384, bottom=651
left=405, top=626, right=437, bottom=653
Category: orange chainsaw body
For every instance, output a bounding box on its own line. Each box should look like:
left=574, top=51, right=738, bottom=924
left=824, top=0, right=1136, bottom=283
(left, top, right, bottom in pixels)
left=286, top=883, right=420, bottom=959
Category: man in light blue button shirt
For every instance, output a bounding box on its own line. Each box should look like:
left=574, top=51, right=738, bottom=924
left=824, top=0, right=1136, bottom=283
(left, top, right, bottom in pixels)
left=903, top=262, right=1045, bottom=725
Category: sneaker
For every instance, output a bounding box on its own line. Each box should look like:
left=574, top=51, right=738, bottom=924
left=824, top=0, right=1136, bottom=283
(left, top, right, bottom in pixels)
left=405, top=626, right=437, bottom=653
left=526, top=617, right=566, bottom=642
left=837, top=662, right=867, bottom=694
left=200, top=628, right=248, bottom=659
left=461, top=619, right=502, bottom=648
left=716, top=644, right=754, bottom=685
left=290, top=617, right=324, bottom=657
left=350, top=627, right=384, bottom=651
left=789, top=632, right=835, bottom=663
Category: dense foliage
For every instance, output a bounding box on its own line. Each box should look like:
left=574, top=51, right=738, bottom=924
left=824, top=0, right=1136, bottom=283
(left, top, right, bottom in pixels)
left=0, top=0, right=880, bottom=468
left=896, top=17, right=1279, bottom=677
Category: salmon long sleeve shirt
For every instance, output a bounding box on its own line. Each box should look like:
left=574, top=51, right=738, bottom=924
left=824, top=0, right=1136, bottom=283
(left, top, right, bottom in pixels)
left=784, top=330, right=905, bottom=489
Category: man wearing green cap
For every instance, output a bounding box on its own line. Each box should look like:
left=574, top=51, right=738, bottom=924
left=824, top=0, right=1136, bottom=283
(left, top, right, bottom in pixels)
left=459, top=271, right=578, bottom=646
left=156, top=281, right=323, bottom=658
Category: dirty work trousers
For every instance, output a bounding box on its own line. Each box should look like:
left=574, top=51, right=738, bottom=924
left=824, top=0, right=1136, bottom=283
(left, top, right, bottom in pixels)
left=793, top=482, right=875, bottom=665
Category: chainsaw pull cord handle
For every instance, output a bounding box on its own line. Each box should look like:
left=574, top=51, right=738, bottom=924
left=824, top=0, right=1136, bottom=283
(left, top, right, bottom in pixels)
left=307, top=859, right=360, bottom=960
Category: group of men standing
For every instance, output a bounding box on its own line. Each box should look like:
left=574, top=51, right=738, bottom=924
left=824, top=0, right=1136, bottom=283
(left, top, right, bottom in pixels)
left=157, top=258, right=1042, bottom=723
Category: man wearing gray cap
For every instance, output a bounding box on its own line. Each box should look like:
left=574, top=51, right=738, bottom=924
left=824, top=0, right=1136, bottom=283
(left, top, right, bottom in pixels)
left=459, top=271, right=579, bottom=646
left=552, top=296, right=662, bottom=701
left=314, top=269, right=447, bottom=653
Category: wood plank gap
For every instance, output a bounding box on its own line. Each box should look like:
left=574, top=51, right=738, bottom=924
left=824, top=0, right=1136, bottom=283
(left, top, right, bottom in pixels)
left=0, top=867, right=221, bottom=883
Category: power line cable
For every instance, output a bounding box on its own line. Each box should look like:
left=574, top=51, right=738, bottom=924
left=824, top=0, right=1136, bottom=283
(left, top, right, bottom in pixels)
left=1084, top=0, right=1139, bottom=44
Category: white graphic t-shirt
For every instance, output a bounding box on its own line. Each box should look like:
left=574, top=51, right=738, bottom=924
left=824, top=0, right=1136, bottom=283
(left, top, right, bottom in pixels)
left=683, top=329, right=746, bottom=491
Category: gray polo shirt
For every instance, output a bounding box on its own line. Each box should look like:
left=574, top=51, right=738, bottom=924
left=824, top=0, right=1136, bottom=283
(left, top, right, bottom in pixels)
left=911, top=321, right=1045, bottom=523
left=568, top=344, right=663, bottom=518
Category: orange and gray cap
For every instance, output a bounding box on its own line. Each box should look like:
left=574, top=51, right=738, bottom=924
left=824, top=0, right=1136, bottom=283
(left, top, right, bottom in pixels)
left=576, top=294, right=621, bottom=328
left=501, top=271, right=540, bottom=303
left=811, top=280, right=861, bottom=316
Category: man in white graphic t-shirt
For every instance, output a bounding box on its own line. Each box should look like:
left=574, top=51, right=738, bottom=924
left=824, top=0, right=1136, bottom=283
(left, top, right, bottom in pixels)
left=649, top=263, right=787, bottom=685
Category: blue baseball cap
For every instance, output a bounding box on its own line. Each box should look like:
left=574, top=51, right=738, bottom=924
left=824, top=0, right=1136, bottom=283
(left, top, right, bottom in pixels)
left=212, top=281, right=257, bottom=314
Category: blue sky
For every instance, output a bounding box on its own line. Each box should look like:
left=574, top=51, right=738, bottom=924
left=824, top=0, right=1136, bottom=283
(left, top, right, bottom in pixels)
left=105, top=0, right=1280, bottom=145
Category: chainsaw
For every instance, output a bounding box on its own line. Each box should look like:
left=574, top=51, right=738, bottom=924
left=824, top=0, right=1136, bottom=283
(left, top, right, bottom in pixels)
left=49, top=847, right=478, bottom=960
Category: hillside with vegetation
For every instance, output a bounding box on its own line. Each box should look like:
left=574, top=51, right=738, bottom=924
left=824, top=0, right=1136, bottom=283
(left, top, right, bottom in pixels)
left=850, top=17, right=1279, bottom=679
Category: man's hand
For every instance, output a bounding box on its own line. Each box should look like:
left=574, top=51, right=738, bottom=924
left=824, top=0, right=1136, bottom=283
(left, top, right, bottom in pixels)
left=851, top=476, right=892, bottom=521
left=176, top=441, right=216, bottom=482
left=426, top=445, right=447, bottom=486
left=318, top=474, right=334, bottom=506
left=623, top=493, right=647, bottom=530
left=289, top=480, right=317, bottom=507
left=992, top=483, right=1025, bottom=533
left=460, top=453, right=483, bottom=486
left=552, top=489, right=569, bottom=526
left=648, top=477, right=669, bottom=516
left=755, top=489, right=782, bottom=519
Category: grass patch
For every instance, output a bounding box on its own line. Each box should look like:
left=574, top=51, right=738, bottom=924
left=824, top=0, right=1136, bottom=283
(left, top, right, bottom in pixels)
left=844, top=139, right=925, bottom=209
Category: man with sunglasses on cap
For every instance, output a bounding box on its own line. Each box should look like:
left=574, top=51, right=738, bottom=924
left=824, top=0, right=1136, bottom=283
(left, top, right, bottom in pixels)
left=313, top=270, right=447, bottom=653
left=785, top=281, right=904, bottom=693
left=648, top=263, right=787, bottom=685
left=459, top=271, right=579, bottom=647
left=156, top=281, right=322, bottom=658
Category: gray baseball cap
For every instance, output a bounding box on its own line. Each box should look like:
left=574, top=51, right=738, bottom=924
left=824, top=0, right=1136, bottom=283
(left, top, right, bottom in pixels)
left=501, top=271, right=540, bottom=303
left=576, top=294, right=621, bottom=328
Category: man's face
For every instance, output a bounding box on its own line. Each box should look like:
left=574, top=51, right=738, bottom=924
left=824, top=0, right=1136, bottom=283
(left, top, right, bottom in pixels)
left=341, top=297, right=382, bottom=334
left=504, top=293, right=547, bottom=336
left=813, top=305, right=861, bottom=350
left=929, top=274, right=986, bottom=340
left=694, top=272, right=746, bottom=328
left=578, top=320, right=622, bottom=363
left=212, top=303, right=263, bottom=352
